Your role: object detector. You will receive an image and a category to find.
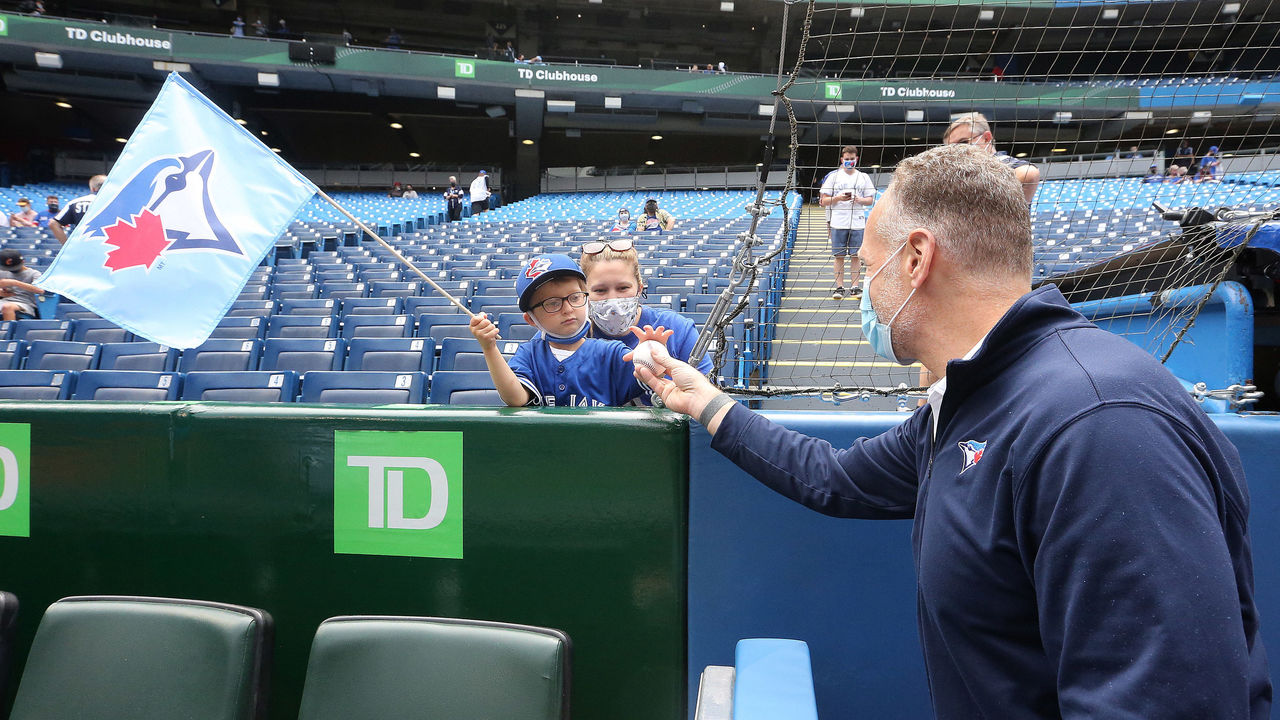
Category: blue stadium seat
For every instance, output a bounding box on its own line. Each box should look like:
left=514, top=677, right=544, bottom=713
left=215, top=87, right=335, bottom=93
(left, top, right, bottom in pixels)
left=181, top=371, right=299, bottom=402
left=415, top=313, right=470, bottom=341
left=10, top=320, right=70, bottom=343
left=0, top=370, right=74, bottom=400
left=437, top=336, right=519, bottom=372
left=299, top=371, right=427, bottom=404
left=341, top=297, right=402, bottom=316
left=470, top=301, right=521, bottom=318
left=369, top=281, right=421, bottom=298
left=208, top=316, right=267, bottom=340
left=72, top=371, right=181, bottom=401
left=267, top=315, right=337, bottom=339
left=341, top=314, right=412, bottom=339
left=69, top=318, right=130, bottom=344
left=318, top=281, right=367, bottom=300
left=178, top=339, right=263, bottom=372
left=0, top=322, right=11, bottom=340
left=428, top=371, right=502, bottom=406
left=344, top=337, right=434, bottom=373
left=0, top=340, right=27, bottom=369
left=261, top=338, right=346, bottom=373
left=53, top=303, right=101, bottom=321
left=279, top=298, right=339, bottom=316
left=97, top=343, right=180, bottom=372
left=271, top=283, right=319, bottom=301
left=23, top=340, right=100, bottom=371
left=226, top=300, right=277, bottom=318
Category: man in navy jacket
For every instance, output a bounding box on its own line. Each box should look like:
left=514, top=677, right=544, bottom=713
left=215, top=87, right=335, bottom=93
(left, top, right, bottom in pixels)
left=636, top=143, right=1270, bottom=719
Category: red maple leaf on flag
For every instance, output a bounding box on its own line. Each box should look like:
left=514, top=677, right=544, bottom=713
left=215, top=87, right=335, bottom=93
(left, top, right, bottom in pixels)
left=102, top=209, right=172, bottom=272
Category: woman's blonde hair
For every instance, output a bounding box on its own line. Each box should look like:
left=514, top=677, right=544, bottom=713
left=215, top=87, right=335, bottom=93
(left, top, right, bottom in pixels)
left=579, top=245, right=645, bottom=293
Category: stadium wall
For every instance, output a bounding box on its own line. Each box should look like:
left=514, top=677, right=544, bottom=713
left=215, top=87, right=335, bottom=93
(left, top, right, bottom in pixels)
left=0, top=404, right=688, bottom=720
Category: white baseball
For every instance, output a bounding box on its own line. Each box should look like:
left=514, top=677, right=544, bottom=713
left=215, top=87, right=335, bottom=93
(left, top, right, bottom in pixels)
left=632, top=340, right=663, bottom=374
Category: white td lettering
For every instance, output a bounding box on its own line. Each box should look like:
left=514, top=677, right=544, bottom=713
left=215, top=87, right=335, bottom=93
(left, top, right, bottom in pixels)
left=0, top=447, right=18, bottom=512
left=347, top=455, right=448, bottom=530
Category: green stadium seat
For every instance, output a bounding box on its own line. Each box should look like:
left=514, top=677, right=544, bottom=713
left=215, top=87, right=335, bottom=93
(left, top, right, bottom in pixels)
left=296, top=616, right=569, bottom=720
left=9, top=596, right=272, bottom=720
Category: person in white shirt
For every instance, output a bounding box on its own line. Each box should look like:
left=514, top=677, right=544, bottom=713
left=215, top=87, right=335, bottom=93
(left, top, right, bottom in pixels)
left=819, top=145, right=876, bottom=300
left=469, top=171, right=491, bottom=215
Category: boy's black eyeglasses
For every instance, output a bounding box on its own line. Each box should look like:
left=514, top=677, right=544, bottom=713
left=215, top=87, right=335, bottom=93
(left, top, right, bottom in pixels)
left=531, top=291, right=589, bottom=313
left=582, top=239, right=634, bottom=255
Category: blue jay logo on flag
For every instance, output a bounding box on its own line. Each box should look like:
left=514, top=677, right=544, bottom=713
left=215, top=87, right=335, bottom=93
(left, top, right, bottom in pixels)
left=958, top=440, right=987, bottom=474
left=35, top=72, right=318, bottom=349
left=85, top=148, right=242, bottom=272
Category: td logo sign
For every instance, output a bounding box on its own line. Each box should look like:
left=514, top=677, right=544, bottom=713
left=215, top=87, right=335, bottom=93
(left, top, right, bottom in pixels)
left=455, top=59, right=475, bottom=78
left=334, top=431, right=463, bottom=559
left=0, top=423, right=31, bottom=538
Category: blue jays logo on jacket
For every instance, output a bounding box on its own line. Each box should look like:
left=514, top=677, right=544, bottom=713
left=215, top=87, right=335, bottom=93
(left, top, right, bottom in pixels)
left=958, top=440, right=987, bottom=474
left=524, top=257, right=552, bottom=278
left=80, top=149, right=242, bottom=272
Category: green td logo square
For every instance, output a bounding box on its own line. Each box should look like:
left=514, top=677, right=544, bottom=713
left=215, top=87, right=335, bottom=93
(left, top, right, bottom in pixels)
left=0, top=16, right=8, bottom=36
left=334, top=431, right=463, bottom=559
left=824, top=83, right=842, bottom=100
left=0, top=423, right=31, bottom=538
left=455, top=59, right=475, bottom=78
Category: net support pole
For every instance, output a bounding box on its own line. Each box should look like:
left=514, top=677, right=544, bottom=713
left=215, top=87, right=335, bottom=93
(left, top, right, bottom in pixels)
left=315, top=188, right=474, bottom=317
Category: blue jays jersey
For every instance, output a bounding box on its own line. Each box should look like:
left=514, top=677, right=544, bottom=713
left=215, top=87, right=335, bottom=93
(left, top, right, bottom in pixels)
left=508, top=336, right=647, bottom=407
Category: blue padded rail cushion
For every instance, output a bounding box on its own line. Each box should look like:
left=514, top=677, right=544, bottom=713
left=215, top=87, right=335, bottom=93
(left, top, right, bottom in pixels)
left=733, top=639, right=819, bottom=720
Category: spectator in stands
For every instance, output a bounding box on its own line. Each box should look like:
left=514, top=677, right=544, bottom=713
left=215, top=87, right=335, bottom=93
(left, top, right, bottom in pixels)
left=443, top=176, right=465, bottom=221
left=1200, top=145, right=1221, bottom=179
left=579, top=238, right=712, bottom=385
left=717, top=61, right=727, bottom=73
left=0, top=249, right=43, bottom=321
left=388, top=181, right=403, bottom=198
left=9, top=198, right=39, bottom=228
left=468, top=253, right=665, bottom=407
left=1165, top=164, right=1187, bottom=183
left=469, top=171, right=491, bottom=215
left=1195, top=166, right=1220, bottom=184
left=505, top=41, right=516, bottom=62
left=608, top=207, right=631, bottom=233
left=252, top=18, right=266, bottom=37
left=943, top=111, right=1040, bottom=204
left=49, top=174, right=105, bottom=244
left=35, top=195, right=60, bottom=227
left=401, top=185, right=419, bottom=199
left=1174, top=139, right=1195, bottom=166
left=1127, top=145, right=1143, bottom=159
left=1143, top=165, right=1163, bottom=183
left=385, top=28, right=402, bottom=49
left=231, top=17, right=245, bottom=37
left=819, top=145, right=875, bottom=300
left=343, top=29, right=353, bottom=45
left=631, top=142, right=1270, bottom=720
left=276, top=18, right=290, bottom=35
left=636, top=198, right=676, bottom=233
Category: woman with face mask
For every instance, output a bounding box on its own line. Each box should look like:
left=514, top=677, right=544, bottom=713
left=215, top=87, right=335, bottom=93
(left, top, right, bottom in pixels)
left=580, top=238, right=714, bottom=383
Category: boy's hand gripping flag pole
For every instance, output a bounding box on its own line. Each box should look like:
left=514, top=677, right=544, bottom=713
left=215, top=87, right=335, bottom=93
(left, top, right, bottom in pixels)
left=313, top=190, right=473, bottom=316
left=34, top=72, right=318, bottom=349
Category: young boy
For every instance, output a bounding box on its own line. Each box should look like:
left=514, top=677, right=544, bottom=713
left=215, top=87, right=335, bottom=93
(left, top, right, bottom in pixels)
left=0, top=249, right=44, bottom=321
left=468, top=253, right=666, bottom=407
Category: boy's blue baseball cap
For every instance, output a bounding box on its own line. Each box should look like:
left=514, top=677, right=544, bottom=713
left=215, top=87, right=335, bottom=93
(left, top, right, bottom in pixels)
left=516, top=253, right=586, bottom=311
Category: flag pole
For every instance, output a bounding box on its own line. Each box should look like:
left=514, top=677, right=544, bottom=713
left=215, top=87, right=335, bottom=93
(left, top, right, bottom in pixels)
left=315, top=189, right=474, bottom=317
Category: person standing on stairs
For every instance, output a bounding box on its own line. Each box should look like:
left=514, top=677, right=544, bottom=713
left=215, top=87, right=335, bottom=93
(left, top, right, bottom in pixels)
left=819, top=145, right=876, bottom=300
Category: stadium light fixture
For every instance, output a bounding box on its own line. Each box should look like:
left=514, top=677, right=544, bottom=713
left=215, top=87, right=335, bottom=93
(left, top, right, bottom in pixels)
left=645, top=160, right=655, bottom=166
left=1124, top=111, right=1154, bottom=120
left=1015, top=152, right=1028, bottom=158
left=978, top=10, right=995, bottom=21
left=270, top=147, right=282, bottom=153
left=1191, top=110, right=1212, bottom=123
left=409, top=152, right=421, bottom=158
left=546, top=100, right=576, bottom=113
left=905, top=109, right=924, bottom=122
left=437, top=86, right=456, bottom=100
left=153, top=61, right=191, bottom=73
left=589, top=0, right=602, bottom=3
left=720, top=1, right=734, bottom=11
left=758, top=104, right=774, bottom=116
left=1101, top=8, right=1119, bottom=20
left=115, top=137, right=127, bottom=143
left=1050, top=148, right=1068, bottom=153
left=824, top=104, right=856, bottom=114
left=389, top=121, right=403, bottom=129
left=54, top=101, right=72, bottom=109
left=235, top=118, right=248, bottom=125
left=850, top=8, right=865, bottom=18
left=257, top=72, right=280, bottom=87
left=869, top=164, right=881, bottom=169
left=1222, top=2, right=1240, bottom=14
left=604, top=96, right=622, bottom=109
left=651, top=135, right=663, bottom=140
left=260, top=130, right=268, bottom=136
left=35, top=52, right=63, bottom=69
left=522, top=139, right=535, bottom=145
left=1053, top=111, right=1072, bottom=123
left=1166, top=128, right=1180, bottom=134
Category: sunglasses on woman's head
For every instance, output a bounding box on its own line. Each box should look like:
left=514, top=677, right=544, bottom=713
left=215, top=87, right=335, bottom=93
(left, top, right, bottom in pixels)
left=582, top=239, right=635, bottom=255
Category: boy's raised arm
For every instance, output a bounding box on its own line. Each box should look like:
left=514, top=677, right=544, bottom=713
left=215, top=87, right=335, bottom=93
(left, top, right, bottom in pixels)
left=469, top=313, right=535, bottom=406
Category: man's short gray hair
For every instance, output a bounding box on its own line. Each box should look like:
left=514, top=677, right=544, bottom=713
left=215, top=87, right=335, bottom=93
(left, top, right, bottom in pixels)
left=88, top=174, right=108, bottom=192
left=878, top=144, right=1031, bottom=280
left=943, top=111, right=990, bottom=143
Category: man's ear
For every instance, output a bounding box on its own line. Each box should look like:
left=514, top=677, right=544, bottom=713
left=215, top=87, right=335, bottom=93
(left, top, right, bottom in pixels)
left=905, top=228, right=937, bottom=289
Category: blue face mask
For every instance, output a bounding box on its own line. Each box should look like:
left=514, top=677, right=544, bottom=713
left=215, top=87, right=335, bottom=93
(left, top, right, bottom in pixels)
left=860, top=242, right=918, bottom=365
left=533, top=316, right=591, bottom=344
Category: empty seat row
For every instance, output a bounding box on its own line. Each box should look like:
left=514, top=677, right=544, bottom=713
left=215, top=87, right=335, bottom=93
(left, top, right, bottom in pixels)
left=0, top=369, right=501, bottom=405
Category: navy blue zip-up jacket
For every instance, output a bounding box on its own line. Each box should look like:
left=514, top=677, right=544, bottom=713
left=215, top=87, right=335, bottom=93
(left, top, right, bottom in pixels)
left=711, top=285, right=1270, bottom=719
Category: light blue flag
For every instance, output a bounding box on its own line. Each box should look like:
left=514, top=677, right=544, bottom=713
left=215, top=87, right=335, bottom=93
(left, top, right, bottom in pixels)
left=36, top=72, right=317, bottom=348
